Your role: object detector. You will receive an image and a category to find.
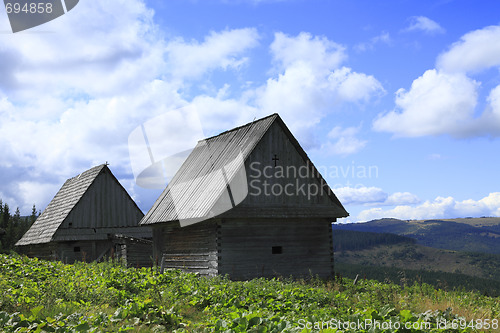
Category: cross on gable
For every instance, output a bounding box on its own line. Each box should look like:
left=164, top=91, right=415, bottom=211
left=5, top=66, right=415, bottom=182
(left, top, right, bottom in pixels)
left=272, top=154, right=279, bottom=167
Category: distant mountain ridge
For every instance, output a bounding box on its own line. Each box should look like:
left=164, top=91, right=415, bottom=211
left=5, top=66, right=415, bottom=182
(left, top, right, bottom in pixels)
left=333, top=217, right=500, bottom=254
left=332, top=228, right=500, bottom=296
left=333, top=231, right=500, bottom=281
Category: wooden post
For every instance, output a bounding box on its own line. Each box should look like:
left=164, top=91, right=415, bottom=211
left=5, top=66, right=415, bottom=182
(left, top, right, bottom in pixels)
left=160, top=253, right=166, bottom=274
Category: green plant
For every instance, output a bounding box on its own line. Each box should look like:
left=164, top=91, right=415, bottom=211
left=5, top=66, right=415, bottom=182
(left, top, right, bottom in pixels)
left=0, top=253, right=498, bottom=332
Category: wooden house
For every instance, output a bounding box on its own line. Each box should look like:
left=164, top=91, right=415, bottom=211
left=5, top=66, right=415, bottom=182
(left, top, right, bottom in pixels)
left=141, top=114, right=349, bottom=280
left=16, top=164, right=152, bottom=267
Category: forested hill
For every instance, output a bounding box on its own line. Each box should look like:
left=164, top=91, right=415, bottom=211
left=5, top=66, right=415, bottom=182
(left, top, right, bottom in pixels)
left=333, top=217, right=500, bottom=254
left=332, top=229, right=415, bottom=251
left=0, top=200, right=38, bottom=253
left=332, top=229, right=500, bottom=296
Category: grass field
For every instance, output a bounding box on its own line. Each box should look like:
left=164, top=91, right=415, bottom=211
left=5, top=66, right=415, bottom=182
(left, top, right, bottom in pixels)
left=0, top=254, right=498, bottom=332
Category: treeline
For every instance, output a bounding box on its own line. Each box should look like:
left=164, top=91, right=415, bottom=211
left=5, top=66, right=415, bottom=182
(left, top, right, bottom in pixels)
left=0, top=199, right=37, bottom=253
left=335, top=262, right=500, bottom=297
left=332, top=229, right=416, bottom=251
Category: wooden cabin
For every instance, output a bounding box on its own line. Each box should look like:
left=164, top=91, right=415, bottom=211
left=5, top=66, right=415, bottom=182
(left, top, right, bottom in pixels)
left=141, top=113, right=349, bottom=279
left=16, top=164, right=152, bottom=267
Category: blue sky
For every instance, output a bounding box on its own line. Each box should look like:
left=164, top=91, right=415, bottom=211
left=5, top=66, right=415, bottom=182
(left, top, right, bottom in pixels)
left=1, top=0, right=500, bottom=222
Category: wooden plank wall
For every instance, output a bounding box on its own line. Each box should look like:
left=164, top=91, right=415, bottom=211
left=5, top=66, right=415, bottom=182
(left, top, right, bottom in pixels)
left=156, top=221, right=218, bottom=276
left=122, top=242, right=153, bottom=268
left=218, top=218, right=333, bottom=280
left=242, top=121, right=335, bottom=208
left=62, top=170, right=145, bottom=230
left=57, top=240, right=111, bottom=263
left=18, top=239, right=153, bottom=268
left=54, top=226, right=151, bottom=242
left=17, top=243, right=56, bottom=261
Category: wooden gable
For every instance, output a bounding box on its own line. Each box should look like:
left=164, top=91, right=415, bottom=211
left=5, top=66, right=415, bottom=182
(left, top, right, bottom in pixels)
left=17, top=164, right=148, bottom=246
left=218, top=116, right=348, bottom=219
left=54, top=166, right=147, bottom=241
left=141, top=113, right=348, bottom=226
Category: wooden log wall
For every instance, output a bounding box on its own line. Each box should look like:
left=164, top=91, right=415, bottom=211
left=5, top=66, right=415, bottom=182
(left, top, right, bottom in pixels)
left=218, top=218, right=333, bottom=280
left=156, top=220, right=218, bottom=276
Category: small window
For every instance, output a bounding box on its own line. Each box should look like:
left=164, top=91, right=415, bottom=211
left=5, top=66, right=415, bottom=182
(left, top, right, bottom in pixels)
left=73, top=246, right=80, bottom=252
left=272, top=246, right=283, bottom=254
left=68, top=222, right=73, bottom=228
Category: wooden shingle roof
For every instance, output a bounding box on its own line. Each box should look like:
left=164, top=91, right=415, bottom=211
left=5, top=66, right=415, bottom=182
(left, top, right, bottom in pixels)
left=141, top=113, right=348, bottom=226
left=16, top=164, right=131, bottom=246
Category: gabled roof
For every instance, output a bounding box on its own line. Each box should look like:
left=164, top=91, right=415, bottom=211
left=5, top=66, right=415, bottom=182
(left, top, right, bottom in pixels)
left=141, top=113, right=348, bottom=226
left=16, top=164, right=141, bottom=246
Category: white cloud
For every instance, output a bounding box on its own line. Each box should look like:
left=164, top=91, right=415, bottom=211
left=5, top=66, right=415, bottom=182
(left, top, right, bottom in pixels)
left=355, top=31, right=391, bottom=52
left=165, top=28, right=260, bottom=80
left=437, top=25, right=500, bottom=74
left=467, top=84, right=500, bottom=137
left=484, top=84, right=500, bottom=123
left=0, top=0, right=163, bottom=100
left=322, top=125, right=367, bottom=155
left=373, top=69, right=478, bottom=137
left=427, top=153, right=444, bottom=160
left=335, top=186, right=420, bottom=206
left=270, top=32, right=346, bottom=73
left=404, top=16, right=445, bottom=35
left=257, top=32, right=384, bottom=149
left=375, top=24, right=500, bottom=138
left=191, top=93, right=258, bottom=134
left=0, top=190, right=19, bottom=211
left=257, top=62, right=325, bottom=131
left=487, top=84, right=500, bottom=113
left=18, top=181, right=61, bottom=211
left=329, top=67, right=385, bottom=102
left=385, top=192, right=421, bottom=205
left=335, top=186, right=388, bottom=205
left=0, top=80, right=185, bottom=172
left=357, top=192, right=500, bottom=222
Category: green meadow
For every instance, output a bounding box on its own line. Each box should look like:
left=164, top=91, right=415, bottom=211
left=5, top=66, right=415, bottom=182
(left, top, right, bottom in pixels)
left=0, top=254, right=498, bottom=332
